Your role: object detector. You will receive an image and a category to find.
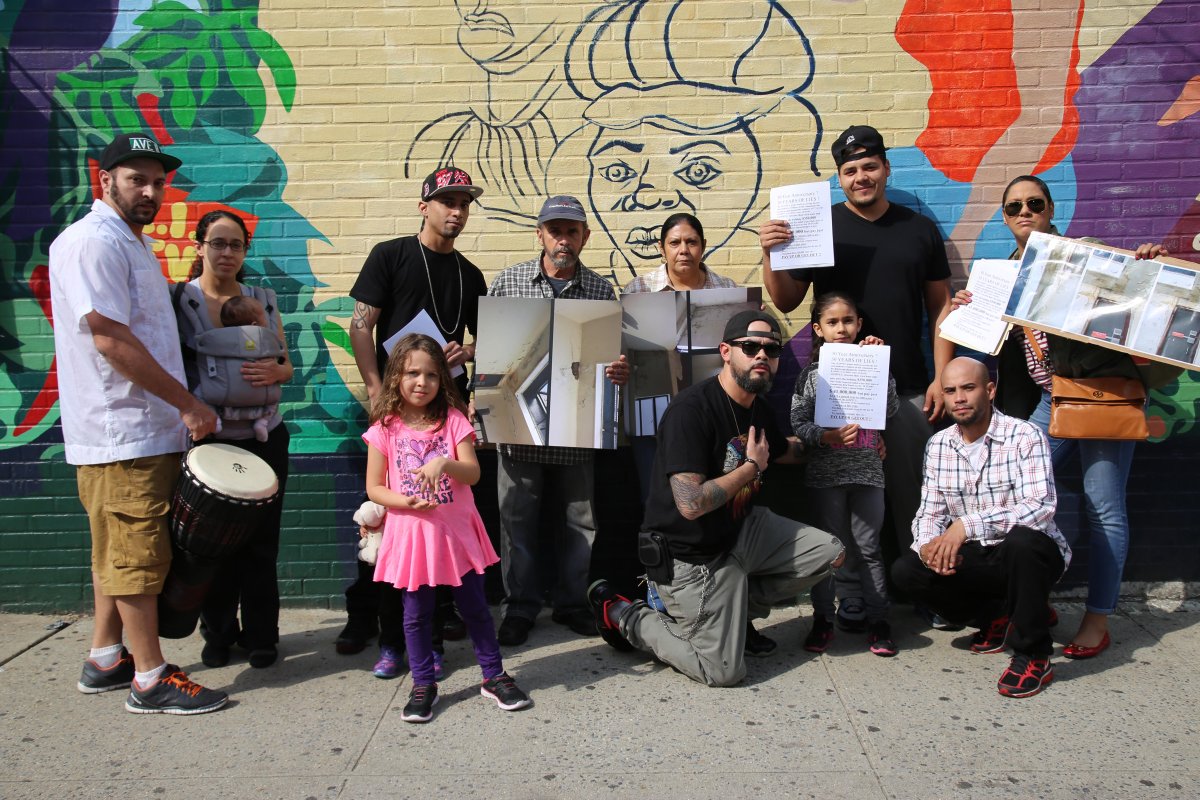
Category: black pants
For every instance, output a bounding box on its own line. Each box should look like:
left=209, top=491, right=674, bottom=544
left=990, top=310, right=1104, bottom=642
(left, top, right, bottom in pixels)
left=345, top=555, right=448, bottom=652
left=891, top=526, right=1064, bottom=657
left=199, top=424, right=290, bottom=650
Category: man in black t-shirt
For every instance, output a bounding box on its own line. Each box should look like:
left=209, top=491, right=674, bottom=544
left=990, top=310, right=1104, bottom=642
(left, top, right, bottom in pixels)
left=588, top=311, right=843, bottom=687
left=336, top=167, right=488, bottom=659
left=759, top=125, right=954, bottom=630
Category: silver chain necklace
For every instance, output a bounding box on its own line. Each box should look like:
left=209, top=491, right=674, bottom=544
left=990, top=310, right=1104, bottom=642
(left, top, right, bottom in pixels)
left=417, top=237, right=464, bottom=336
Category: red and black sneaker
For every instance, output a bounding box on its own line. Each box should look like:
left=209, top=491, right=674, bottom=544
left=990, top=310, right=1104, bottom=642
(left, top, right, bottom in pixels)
left=586, top=579, right=635, bottom=652
left=970, top=616, right=1011, bottom=654
left=997, top=654, right=1054, bottom=698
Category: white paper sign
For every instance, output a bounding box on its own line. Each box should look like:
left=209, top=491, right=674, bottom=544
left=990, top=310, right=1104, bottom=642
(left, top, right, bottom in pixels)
left=937, top=259, right=1020, bottom=355
left=768, top=182, right=835, bottom=270
left=381, top=309, right=465, bottom=378
left=814, top=343, right=891, bottom=430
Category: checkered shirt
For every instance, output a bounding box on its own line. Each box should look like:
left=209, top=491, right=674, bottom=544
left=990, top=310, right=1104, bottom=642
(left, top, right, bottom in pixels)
left=911, top=408, right=1070, bottom=570
left=487, top=254, right=618, bottom=465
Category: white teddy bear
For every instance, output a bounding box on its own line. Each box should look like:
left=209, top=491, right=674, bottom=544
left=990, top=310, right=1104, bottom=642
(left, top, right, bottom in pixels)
left=353, top=501, right=386, bottom=565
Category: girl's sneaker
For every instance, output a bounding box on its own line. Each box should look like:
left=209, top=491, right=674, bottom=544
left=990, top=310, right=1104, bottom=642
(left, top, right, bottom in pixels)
left=432, top=651, right=445, bottom=682
left=867, top=621, right=898, bottom=657
left=803, top=614, right=835, bottom=653
left=372, top=646, right=405, bottom=679
left=480, top=673, right=532, bottom=711
left=402, top=683, right=439, bottom=723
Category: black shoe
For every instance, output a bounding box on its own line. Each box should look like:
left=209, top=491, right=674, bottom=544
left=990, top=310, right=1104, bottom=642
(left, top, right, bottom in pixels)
left=586, top=579, right=635, bottom=652
left=835, top=597, right=867, bottom=633
left=124, top=666, right=228, bottom=715
left=201, top=642, right=231, bottom=668
left=248, top=647, right=277, bottom=668
left=744, top=621, right=777, bottom=658
left=552, top=607, right=599, bottom=637
left=401, top=683, right=439, bottom=723
left=867, top=621, right=898, bottom=657
left=480, top=673, right=533, bottom=711
left=497, top=615, right=533, bottom=647
left=441, top=605, right=467, bottom=641
left=803, top=614, right=835, bottom=653
left=78, top=648, right=134, bottom=694
left=335, top=619, right=378, bottom=655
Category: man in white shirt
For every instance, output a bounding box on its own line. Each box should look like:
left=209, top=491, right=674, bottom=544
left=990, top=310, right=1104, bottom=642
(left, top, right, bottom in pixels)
left=50, top=132, right=226, bottom=715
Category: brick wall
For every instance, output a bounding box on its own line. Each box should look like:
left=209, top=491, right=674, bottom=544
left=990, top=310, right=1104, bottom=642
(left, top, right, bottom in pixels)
left=2, top=0, right=1198, bottom=611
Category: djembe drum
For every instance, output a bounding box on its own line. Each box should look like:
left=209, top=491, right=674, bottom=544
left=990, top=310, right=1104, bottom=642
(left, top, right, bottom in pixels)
left=158, top=442, right=279, bottom=639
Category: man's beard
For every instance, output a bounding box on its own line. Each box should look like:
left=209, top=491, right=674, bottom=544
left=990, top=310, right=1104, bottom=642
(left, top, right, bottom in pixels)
left=109, top=185, right=159, bottom=225
left=547, top=248, right=578, bottom=271
left=951, top=405, right=986, bottom=427
left=732, top=362, right=773, bottom=395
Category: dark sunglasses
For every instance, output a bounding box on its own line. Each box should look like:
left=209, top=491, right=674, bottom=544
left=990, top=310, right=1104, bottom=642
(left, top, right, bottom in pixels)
left=727, top=340, right=782, bottom=358
left=1002, top=197, right=1047, bottom=217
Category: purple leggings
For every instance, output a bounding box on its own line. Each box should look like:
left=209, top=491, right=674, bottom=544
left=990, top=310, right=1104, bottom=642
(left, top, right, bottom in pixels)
left=403, top=570, right=503, bottom=685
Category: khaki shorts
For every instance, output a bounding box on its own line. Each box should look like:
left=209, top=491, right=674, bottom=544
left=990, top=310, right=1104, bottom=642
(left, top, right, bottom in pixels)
left=77, top=453, right=181, bottom=596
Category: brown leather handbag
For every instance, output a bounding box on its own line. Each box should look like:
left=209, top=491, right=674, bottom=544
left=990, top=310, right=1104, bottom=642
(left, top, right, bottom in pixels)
left=1022, top=328, right=1149, bottom=441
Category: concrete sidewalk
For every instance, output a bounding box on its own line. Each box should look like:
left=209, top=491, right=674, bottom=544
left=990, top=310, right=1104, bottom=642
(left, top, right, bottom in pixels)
left=2, top=601, right=1199, bottom=799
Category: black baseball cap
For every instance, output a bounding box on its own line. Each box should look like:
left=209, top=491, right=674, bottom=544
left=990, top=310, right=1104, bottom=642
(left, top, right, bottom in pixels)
left=421, top=166, right=484, bottom=201
left=723, top=310, right=782, bottom=343
left=831, top=125, right=887, bottom=168
left=100, top=133, right=182, bottom=173
left=537, top=195, right=587, bottom=225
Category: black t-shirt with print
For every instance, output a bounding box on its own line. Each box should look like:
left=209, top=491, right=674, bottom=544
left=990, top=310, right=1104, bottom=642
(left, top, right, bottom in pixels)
left=790, top=203, right=950, bottom=394
left=642, top=376, right=788, bottom=565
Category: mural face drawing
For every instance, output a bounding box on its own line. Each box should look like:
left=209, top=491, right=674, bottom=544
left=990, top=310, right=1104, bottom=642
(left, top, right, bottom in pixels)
left=585, top=122, right=761, bottom=270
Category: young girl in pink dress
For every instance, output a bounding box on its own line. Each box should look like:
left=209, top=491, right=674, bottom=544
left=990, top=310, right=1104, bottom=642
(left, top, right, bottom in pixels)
left=364, top=334, right=531, bottom=723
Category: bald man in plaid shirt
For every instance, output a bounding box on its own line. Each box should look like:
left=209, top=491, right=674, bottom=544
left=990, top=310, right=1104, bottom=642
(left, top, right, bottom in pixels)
left=892, top=357, right=1070, bottom=699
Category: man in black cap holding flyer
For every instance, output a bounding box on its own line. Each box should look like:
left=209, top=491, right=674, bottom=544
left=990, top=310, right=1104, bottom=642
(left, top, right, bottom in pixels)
left=758, top=124, right=954, bottom=632
left=588, top=310, right=843, bottom=687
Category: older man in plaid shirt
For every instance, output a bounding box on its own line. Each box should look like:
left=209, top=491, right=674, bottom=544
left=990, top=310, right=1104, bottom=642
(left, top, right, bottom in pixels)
left=892, top=357, right=1070, bottom=699
left=487, top=195, right=629, bottom=646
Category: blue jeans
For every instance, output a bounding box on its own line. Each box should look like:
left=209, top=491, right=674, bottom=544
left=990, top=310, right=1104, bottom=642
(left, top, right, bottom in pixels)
left=1029, top=390, right=1136, bottom=615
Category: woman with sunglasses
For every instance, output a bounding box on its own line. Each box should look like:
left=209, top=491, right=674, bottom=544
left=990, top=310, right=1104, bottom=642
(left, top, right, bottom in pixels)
left=176, top=209, right=293, bottom=670
left=957, top=175, right=1170, bottom=659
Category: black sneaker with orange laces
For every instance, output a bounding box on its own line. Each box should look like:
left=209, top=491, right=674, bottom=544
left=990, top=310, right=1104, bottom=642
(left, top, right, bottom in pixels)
left=77, top=648, right=134, bottom=694
left=124, top=665, right=228, bottom=715
left=970, top=616, right=1011, bottom=654
left=997, top=654, right=1054, bottom=698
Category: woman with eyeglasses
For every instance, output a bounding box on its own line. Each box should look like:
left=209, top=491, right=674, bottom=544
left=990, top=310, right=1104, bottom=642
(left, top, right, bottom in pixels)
left=956, top=175, right=1172, bottom=660
left=175, top=209, right=293, bottom=670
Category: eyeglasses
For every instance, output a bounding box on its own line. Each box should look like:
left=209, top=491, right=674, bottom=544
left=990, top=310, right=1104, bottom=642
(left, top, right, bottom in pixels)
left=727, top=340, right=783, bottom=359
left=201, top=239, right=247, bottom=253
left=1002, top=197, right=1047, bottom=217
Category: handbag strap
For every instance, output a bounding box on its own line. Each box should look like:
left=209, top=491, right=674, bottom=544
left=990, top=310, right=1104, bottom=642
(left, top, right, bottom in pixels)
left=1021, top=326, right=1047, bottom=364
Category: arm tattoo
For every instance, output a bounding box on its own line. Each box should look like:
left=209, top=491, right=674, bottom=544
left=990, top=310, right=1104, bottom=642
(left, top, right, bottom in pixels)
left=670, top=472, right=728, bottom=519
left=351, top=301, right=377, bottom=331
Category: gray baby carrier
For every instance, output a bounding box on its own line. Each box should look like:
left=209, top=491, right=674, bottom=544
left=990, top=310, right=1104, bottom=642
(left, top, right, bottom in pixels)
left=173, top=281, right=285, bottom=408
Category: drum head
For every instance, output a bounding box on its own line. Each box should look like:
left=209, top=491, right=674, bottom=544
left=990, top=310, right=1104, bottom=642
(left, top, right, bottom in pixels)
left=184, top=443, right=279, bottom=500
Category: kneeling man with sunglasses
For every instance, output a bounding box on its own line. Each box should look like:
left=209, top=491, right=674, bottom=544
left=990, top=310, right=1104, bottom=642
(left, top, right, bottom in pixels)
left=588, top=311, right=844, bottom=686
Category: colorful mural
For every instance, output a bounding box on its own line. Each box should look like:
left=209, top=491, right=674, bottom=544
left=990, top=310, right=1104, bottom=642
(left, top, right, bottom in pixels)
left=2, top=0, right=1198, bottom=608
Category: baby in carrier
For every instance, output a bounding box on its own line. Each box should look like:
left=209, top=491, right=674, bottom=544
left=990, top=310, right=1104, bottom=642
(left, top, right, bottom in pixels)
left=217, top=295, right=282, bottom=442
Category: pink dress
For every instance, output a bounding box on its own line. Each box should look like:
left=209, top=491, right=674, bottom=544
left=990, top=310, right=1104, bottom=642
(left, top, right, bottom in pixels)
left=362, top=409, right=498, bottom=591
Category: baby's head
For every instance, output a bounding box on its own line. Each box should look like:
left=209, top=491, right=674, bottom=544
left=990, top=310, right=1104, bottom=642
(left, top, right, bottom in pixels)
left=220, top=295, right=267, bottom=328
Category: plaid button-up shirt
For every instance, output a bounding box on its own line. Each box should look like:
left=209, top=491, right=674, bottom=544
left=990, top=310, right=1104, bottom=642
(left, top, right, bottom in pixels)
left=487, top=254, right=618, bottom=465
left=911, top=408, right=1071, bottom=570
